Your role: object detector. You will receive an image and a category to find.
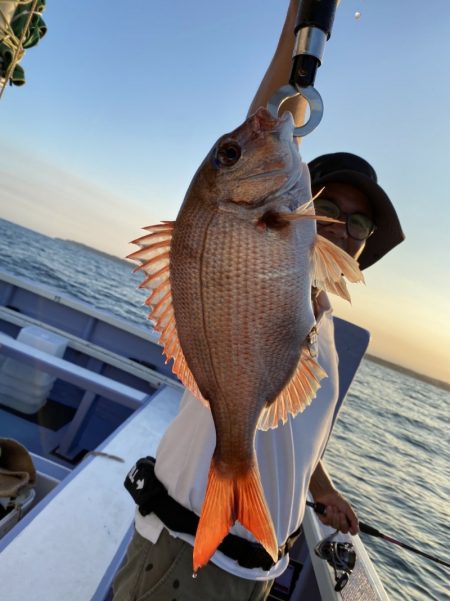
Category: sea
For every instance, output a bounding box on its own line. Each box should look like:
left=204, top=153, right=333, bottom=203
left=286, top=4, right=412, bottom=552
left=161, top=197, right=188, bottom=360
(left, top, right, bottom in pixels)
left=0, top=218, right=448, bottom=601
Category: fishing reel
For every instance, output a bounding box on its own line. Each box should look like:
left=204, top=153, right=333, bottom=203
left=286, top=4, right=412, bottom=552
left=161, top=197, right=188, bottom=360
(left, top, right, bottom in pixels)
left=314, top=530, right=356, bottom=592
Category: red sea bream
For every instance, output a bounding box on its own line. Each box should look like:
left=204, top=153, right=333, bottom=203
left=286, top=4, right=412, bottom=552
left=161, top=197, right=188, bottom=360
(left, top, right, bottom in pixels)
left=129, top=107, right=363, bottom=571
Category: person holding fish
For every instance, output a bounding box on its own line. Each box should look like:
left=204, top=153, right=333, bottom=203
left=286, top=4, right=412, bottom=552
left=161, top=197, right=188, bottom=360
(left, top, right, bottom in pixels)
left=114, top=1, right=404, bottom=600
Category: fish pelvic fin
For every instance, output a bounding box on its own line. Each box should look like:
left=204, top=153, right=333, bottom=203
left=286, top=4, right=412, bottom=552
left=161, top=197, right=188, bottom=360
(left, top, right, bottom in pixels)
left=312, top=234, right=364, bottom=302
left=193, top=461, right=278, bottom=573
left=128, top=223, right=207, bottom=406
left=258, top=342, right=327, bottom=430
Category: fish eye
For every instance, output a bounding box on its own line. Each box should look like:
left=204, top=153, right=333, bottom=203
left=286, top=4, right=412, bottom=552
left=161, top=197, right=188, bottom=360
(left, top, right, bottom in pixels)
left=214, top=139, right=241, bottom=167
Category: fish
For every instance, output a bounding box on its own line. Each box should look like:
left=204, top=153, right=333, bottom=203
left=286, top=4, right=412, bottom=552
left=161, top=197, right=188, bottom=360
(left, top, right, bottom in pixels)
left=128, top=107, right=363, bottom=572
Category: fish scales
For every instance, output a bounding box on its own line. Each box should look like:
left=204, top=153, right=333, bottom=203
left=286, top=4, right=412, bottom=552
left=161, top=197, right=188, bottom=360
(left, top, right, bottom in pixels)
left=171, top=209, right=315, bottom=465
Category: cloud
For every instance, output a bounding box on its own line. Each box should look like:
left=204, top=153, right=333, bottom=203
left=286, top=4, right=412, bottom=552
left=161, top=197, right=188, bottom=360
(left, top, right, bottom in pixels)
left=0, top=143, right=155, bottom=258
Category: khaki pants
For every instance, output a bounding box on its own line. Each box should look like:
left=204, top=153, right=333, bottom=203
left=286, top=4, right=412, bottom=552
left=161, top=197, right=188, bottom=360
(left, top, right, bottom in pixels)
left=112, top=529, right=274, bottom=601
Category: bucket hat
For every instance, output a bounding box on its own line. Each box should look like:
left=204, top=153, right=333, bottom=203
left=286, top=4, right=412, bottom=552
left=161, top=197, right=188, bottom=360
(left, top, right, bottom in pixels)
left=308, top=152, right=405, bottom=269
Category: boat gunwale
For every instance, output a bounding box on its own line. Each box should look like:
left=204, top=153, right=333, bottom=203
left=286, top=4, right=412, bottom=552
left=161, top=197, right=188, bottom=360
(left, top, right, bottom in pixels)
left=0, top=269, right=160, bottom=345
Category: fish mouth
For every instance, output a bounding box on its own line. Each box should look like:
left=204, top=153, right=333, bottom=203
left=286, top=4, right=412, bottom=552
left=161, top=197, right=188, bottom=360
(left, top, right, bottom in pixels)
left=238, top=167, right=290, bottom=183
left=251, top=107, right=295, bottom=137
left=227, top=142, right=302, bottom=210
left=226, top=172, right=303, bottom=210
left=238, top=112, right=299, bottom=183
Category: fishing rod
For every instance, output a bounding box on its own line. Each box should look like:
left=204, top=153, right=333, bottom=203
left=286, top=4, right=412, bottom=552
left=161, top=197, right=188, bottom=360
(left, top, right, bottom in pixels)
left=267, top=0, right=339, bottom=137
left=306, top=501, right=450, bottom=569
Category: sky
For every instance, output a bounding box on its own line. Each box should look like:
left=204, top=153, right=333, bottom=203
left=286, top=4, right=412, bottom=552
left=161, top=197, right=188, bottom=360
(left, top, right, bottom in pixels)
left=0, top=0, right=449, bottom=383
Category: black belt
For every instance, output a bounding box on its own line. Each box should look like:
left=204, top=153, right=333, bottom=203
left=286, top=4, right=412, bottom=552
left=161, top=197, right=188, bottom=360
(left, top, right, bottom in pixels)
left=124, top=456, right=302, bottom=571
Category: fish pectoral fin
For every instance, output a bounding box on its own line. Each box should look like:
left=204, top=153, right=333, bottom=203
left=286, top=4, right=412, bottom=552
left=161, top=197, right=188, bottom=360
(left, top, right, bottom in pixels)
left=312, top=234, right=364, bottom=302
left=272, top=196, right=317, bottom=224
left=258, top=345, right=327, bottom=431
left=273, top=189, right=344, bottom=225
left=193, top=461, right=278, bottom=573
left=128, top=222, right=207, bottom=406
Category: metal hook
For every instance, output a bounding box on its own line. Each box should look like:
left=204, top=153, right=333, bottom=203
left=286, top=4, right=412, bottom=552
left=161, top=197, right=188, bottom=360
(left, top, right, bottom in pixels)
left=266, top=83, right=323, bottom=138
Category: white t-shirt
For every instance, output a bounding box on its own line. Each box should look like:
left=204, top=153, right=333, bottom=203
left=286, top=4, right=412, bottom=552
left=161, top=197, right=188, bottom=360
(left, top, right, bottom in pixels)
left=135, top=292, right=339, bottom=581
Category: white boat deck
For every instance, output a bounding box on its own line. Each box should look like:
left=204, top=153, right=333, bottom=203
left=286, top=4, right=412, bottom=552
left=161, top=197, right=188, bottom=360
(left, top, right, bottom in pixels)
left=0, top=385, right=182, bottom=601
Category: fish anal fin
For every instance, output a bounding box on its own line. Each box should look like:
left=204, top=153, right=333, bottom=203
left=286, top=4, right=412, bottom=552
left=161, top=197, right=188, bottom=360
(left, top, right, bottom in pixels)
left=258, top=345, right=327, bottom=431
left=193, top=461, right=278, bottom=573
left=129, top=222, right=207, bottom=407
left=312, top=234, right=364, bottom=302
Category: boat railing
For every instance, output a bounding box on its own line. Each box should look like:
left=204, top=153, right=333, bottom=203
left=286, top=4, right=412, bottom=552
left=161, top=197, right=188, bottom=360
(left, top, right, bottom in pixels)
left=0, top=305, right=181, bottom=391
left=0, top=332, right=154, bottom=409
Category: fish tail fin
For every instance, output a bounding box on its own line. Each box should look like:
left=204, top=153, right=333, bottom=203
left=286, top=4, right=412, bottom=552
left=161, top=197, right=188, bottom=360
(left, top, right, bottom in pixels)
left=193, top=461, right=278, bottom=573
left=193, top=463, right=234, bottom=573
left=235, top=463, right=278, bottom=564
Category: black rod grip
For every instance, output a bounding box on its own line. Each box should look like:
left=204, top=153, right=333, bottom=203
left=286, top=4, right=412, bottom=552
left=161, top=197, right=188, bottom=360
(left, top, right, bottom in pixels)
left=359, top=522, right=382, bottom=537
left=295, top=0, right=338, bottom=39
left=289, top=54, right=318, bottom=88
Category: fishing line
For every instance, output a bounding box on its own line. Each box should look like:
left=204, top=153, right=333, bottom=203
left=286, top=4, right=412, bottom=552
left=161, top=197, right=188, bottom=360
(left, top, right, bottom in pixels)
left=306, top=501, right=450, bottom=569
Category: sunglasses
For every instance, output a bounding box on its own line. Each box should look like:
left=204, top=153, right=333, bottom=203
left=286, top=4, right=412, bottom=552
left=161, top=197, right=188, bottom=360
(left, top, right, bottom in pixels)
left=314, top=198, right=375, bottom=241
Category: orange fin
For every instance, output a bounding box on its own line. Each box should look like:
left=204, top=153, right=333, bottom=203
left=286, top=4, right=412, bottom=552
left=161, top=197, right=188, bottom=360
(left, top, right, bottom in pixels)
left=193, top=464, right=234, bottom=573
left=260, top=187, right=348, bottom=228
left=312, top=234, right=364, bottom=302
left=128, top=223, right=207, bottom=406
left=193, top=461, right=278, bottom=573
left=272, top=189, right=340, bottom=224
left=235, top=464, right=278, bottom=565
left=258, top=340, right=327, bottom=430
left=272, top=196, right=318, bottom=224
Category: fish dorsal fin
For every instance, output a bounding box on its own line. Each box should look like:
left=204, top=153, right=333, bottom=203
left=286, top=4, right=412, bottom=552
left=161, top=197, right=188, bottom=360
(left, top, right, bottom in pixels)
left=257, top=339, right=327, bottom=431
left=128, top=223, right=207, bottom=406
left=312, top=234, right=364, bottom=302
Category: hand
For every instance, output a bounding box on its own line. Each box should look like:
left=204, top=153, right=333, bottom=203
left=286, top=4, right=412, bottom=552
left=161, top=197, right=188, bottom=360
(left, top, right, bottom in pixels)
left=313, top=490, right=359, bottom=535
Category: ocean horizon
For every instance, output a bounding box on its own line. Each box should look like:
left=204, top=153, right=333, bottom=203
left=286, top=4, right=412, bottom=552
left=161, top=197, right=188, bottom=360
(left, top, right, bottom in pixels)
left=5, top=218, right=449, bottom=391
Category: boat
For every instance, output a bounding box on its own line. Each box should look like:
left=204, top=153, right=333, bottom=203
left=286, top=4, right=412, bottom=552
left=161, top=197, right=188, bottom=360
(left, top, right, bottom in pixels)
left=0, top=268, right=390, bottom=600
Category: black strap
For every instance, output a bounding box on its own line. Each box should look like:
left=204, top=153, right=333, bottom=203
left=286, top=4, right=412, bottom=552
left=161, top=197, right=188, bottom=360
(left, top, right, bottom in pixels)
left=124, top=456, right=302, bottom=571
